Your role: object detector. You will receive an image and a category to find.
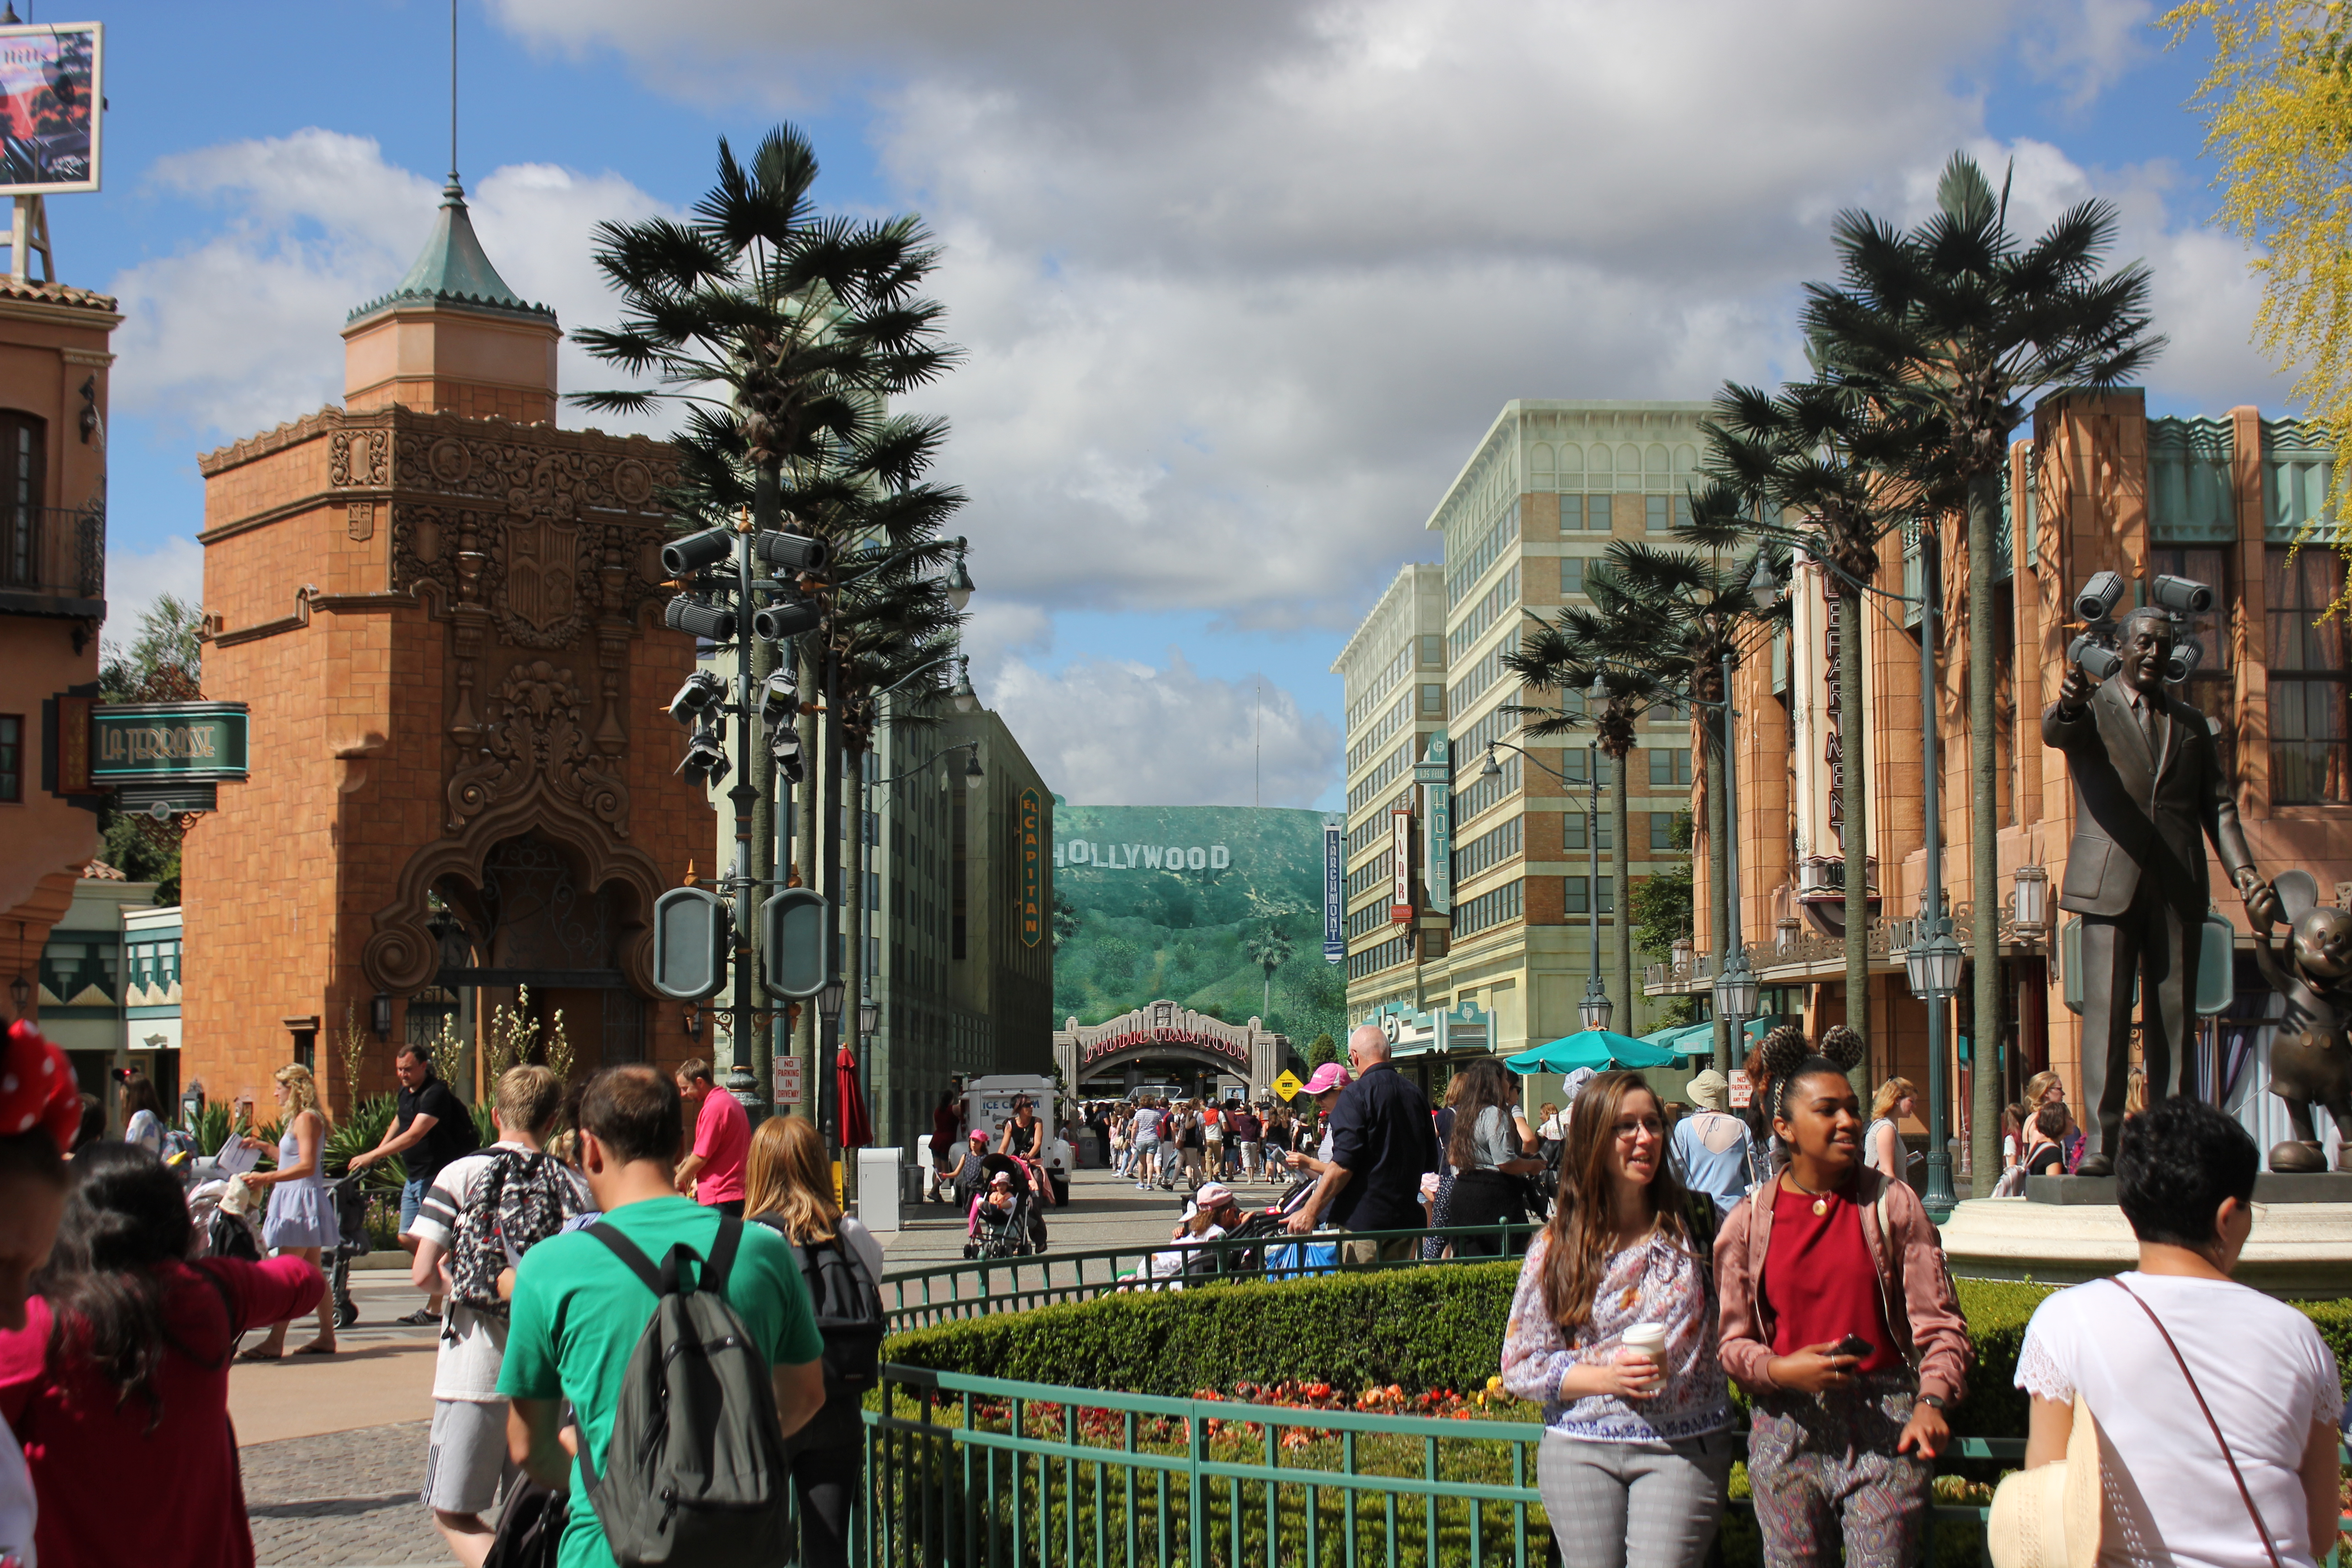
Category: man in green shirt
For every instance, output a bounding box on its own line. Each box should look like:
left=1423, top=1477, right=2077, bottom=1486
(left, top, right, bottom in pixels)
left=500, top=1063, right=827, bottom=1568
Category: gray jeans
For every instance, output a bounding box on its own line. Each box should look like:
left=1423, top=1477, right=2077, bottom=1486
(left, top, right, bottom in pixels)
left=1536, top=1430, right=1734, bottom=1568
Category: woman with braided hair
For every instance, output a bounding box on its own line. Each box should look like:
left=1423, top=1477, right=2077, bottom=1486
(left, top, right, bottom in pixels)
left=1714, top=1027, right=1971, bottom=1568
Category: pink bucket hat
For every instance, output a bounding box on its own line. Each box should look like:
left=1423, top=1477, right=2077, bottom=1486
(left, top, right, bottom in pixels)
left=1301, top=1062, right=1352, bottom=1097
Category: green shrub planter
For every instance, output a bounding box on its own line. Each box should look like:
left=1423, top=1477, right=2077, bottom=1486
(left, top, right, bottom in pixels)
left=886, top=1265, right=2352, bottom=1442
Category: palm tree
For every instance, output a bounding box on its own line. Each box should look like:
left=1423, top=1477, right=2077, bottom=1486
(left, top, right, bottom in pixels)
left=1505, top=598, right=1670, bottom=1038
left=1697, top=374, right=1937, bottom=1070
left=573, top=124, right=963, bottom=1130
left=1509, top=522, right=1777, bottom=1067
left=1247, top=922, right=1293, bottom=1023
left=1803, top=152, right=2161, bottom=1193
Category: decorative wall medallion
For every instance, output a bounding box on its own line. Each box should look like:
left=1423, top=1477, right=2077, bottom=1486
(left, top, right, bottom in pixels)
left=347, top=502, right=375, bottom=542
left=613, top=459, right=654, bottom=506
left=329, top=428, right=390, bottom=488
left=501, top=517, right=580, bottom=638
left=429, top=438, right=472, bottom=485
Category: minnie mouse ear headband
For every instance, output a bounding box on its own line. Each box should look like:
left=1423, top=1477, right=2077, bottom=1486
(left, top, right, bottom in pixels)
left=1, top=1020, right=80, bottom=1155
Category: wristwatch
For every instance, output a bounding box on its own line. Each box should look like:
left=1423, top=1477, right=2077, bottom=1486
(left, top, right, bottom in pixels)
left=1916, top=1392, right=1949, bottom=1411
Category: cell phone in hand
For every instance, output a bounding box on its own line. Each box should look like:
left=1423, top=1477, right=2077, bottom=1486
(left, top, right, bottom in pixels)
left=1833, top=1333, right=1874, bottom=1361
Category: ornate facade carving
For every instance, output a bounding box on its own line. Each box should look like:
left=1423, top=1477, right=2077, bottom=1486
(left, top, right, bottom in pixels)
left=329, top=427, right=389, bottom=487
left=447, top=658, right=630, bottom=835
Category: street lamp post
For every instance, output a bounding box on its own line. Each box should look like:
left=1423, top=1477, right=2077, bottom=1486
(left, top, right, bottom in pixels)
left=1481, top=737, right=1614, bottom=1035
left=1909, top=529, right=1960, bottom=1220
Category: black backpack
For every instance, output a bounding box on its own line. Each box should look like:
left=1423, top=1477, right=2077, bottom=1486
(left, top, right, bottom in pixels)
left=768, top=1223, right=884, bottom=1396
left=445, top=1150, right=580, bottom=1318
left=579, top=1219, right=791, bottom=1568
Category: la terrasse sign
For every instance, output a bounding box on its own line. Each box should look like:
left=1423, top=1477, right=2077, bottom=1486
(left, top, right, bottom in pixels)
left=88, top=703, right=250, bottom=783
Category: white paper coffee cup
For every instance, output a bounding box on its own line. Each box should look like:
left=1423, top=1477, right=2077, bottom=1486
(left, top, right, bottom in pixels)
left=1621, top=1322, right=1668, bottom=1362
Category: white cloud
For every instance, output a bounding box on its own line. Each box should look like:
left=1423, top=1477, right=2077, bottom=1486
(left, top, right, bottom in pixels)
left=103, top=533, right=203, bottom=649
left=106, top=130, right=672, bottom=447
left=494, top=0, right=2262, bottom=637
left=988, top=652, right=1338, bottom=808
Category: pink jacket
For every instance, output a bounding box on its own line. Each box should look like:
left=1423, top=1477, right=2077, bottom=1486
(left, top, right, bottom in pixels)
left=1712, top=1164, right=1972, bottom=1403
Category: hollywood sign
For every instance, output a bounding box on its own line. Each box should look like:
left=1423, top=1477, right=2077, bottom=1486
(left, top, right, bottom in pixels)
left=1056, top=840, right=1232, bottom=871
left=1080, top=1027, right=1250, bottom=1067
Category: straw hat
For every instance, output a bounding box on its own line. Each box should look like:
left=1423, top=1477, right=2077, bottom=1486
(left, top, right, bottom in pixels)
left=1686, top=1070, right=1731, bottom=1111
left=1986, top=1395, right=2102, bottom=1568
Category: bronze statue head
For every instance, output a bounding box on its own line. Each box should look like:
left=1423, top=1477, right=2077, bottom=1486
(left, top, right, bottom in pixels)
left=2291, top=907, right=2352, bottom=984
left=2115, top=607, right=2176, bottom=696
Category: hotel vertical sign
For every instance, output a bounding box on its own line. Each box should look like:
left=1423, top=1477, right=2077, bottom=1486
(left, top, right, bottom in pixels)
left=1389, top=809, right=1413, bottom=923
left=1414, top=731, right=1452, bottom=914
left=1017, top=786, right=1044, bottom=947
left=1322, top=817, right=1343, bottom=963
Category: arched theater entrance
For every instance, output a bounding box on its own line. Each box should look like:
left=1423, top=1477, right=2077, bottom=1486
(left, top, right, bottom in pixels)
left=1054, top=1000, right=1290, bottom=1100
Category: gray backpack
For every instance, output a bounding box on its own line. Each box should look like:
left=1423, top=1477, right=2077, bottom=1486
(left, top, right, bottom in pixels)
left=578, top=1219, right=791, bottom=1567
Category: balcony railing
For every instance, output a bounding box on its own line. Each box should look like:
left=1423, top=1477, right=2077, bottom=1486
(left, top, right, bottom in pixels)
left=1644, top=902, right=2025, bottom=993
left=0, top=502, right=104, bottom=614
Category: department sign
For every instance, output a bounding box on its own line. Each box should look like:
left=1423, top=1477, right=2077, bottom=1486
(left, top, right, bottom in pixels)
left=87, top=702, right=250, bottom=783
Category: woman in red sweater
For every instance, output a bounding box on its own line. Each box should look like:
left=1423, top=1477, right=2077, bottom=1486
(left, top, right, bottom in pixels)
left=1711, top=1027, right=1972, bottom=1568
left=0, top=1142, right=323, bottom=1568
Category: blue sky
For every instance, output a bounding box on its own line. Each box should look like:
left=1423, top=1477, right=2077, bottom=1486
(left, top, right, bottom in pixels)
left=65, top=1, right=2283, bottom=810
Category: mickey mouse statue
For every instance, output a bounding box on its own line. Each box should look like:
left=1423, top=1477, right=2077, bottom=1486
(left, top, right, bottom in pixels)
left=2252, top=870, right=2352, bottom=1172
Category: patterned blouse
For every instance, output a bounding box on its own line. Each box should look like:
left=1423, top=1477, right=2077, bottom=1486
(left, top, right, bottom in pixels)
left=1499, top=1228, right=1732, bottom=1442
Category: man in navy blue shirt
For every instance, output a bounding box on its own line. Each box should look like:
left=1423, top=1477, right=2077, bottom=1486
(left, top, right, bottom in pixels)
left=1285, top=1024, right=1439, bottom=1262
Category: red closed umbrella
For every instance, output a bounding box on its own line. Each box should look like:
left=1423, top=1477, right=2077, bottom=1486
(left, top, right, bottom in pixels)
left=835, top=1046, right=872, bottom=1149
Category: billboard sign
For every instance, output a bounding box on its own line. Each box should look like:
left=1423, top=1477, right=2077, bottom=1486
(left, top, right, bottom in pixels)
left=1321, top=818, right=1343, bottom=962
left=0, top=24, right=101, bottom=195
left=1389, top=810, right=1413, bottom=923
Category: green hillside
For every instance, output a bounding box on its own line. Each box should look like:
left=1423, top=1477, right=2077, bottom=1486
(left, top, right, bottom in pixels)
left=1052, top=802, right=1346, bottom=1049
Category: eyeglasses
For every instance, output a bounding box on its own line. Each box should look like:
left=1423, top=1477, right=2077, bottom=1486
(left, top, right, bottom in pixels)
left=1612, top=1116, right=1663, bottom=1140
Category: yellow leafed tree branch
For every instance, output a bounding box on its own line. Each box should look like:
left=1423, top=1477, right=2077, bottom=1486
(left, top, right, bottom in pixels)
left=2170, top=0, right=2352, bottom=600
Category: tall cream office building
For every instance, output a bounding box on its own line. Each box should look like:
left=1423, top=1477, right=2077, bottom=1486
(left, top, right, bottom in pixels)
left=1334, top=401, right=1710, bottom=1073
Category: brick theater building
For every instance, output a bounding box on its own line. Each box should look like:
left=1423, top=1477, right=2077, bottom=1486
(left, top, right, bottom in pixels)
left=182, top=177, right=708, bottom=1110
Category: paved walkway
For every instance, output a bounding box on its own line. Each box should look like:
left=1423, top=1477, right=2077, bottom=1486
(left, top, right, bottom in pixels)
left=228, top=1164, right=1231, bottom=1563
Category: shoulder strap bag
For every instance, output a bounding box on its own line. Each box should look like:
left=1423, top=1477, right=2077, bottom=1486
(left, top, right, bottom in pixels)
left=2106, top=1277, right=2286, bottom=1568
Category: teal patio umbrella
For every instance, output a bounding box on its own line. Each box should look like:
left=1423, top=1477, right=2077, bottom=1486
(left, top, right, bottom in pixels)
left=1506, top=1029, right=1681, bottom=1074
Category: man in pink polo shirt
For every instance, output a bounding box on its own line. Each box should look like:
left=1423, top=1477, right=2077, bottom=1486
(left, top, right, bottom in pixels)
left=672, top=1057, right=750, bottom=1217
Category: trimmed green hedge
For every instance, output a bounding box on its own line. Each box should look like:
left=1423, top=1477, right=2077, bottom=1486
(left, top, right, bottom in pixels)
left=884, top=1267, right=2352, bottom=1441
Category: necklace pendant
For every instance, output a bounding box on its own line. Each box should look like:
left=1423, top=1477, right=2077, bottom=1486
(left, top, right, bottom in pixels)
left=1812, top=1197, right=1828, bottom=1216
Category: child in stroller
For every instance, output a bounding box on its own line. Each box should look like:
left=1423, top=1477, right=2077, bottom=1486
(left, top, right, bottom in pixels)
left=964, top=1156, right=1049, bottom=1259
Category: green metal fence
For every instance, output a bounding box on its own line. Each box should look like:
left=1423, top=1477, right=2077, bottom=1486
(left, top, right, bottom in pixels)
left=882, top=1222, right=1538, bottom=1331
left=860, top=1362, right=2024, bottom=1568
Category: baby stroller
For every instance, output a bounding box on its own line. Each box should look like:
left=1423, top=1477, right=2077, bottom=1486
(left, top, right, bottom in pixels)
left=964, top=1154, right=1048, bottom=1259
left=186, top=1165, right=263, bottom=1265
left=325, top=1174, right=372, bottom=1329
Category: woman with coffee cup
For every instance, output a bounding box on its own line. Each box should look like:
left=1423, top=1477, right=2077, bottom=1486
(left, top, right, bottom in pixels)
left=1715, top=1026, right=1972, bottom=1565
left=1500, top=1070, right=1733, bottom=1567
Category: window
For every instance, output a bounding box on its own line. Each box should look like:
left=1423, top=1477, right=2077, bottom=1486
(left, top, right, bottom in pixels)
left=0, top=412, right=43, bottom=589
left=1673, top=495, right=1693, bottom=532
left=1453, top=878, right=1523, bottom=936
left=0, top=714, right=18, bottom=803
left=1645, top=495, right=1668, bottom=534
left=1588, top=494, right=1616, bottom=531
left=1562, top=812, right=1611, bottom=851
left=1649, top=748, right=1693, bottom=788
left=1348, top=931, right=1415, bottom=980
left=1563, top=876, right=1615, bottom=915
left=1649, top=811, right=1680, bottom=850
left=1420, top=682, right=1444, bottom=715
left=2267, top=545, right=2351, bottom=804
left=1453, top=817, right=1522, bottom=882
left=1420, top=634, right=1443, bottom=667
left=1559, top=495, right=1582, bottom=533
left=1564, top=494, right=1611, bottom=532
left=1561, top=750, right=1614, bottom=787
left=1560, top=556, right=1585, bottom=597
